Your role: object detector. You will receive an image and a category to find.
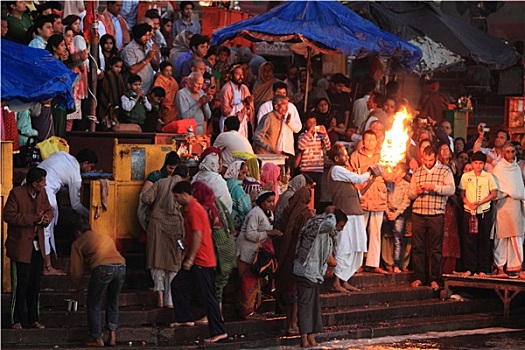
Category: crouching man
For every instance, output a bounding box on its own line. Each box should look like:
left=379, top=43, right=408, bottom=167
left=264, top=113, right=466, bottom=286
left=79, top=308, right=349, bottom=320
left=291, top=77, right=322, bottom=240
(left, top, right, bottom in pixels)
left=70, top=221, right=126, bottom=347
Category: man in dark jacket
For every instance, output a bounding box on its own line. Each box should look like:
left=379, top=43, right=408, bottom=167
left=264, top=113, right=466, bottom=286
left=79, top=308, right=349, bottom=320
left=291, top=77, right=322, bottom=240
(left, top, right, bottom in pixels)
left=4, top=167, right=53, bottom=330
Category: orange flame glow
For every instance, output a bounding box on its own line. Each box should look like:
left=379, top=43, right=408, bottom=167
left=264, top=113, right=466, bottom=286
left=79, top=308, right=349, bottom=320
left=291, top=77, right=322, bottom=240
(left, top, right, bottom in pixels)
left=380, top=108, right=412, bottom=172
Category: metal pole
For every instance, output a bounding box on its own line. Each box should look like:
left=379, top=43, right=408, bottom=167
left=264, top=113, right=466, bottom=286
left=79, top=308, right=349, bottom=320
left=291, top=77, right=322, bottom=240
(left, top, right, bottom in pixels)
left=303, top=46, right=311, bottom=115
left=87, top=1, right=99, bottom=132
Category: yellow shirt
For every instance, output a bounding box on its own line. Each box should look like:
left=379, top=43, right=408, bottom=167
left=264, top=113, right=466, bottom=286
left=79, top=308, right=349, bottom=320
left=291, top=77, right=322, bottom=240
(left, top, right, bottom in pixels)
left=459, top=170, right=498, bottom=214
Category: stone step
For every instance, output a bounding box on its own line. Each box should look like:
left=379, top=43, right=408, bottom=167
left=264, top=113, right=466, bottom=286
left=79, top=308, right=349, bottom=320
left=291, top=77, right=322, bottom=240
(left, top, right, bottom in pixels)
left=3, top=309, right=521, bottom=348
left=2, top=290, right=156, bottom=310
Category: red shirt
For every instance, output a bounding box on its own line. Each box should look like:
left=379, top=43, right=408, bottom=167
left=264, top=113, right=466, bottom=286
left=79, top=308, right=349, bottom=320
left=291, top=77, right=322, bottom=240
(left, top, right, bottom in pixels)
left=184, top=198, right=216, bottom=267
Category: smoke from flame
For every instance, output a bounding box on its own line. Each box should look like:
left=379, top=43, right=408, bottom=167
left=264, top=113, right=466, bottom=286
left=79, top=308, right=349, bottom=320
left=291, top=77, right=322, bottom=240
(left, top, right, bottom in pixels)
left=379, top=108, right=412, bottom=172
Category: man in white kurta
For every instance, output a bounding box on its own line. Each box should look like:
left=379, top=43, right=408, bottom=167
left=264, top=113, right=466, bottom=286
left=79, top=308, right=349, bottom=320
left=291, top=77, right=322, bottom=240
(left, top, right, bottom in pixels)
left=37, top=150, right=97, bottom=275
left=492, top=143, right=525, bottom=276
left=327, top=144, right=373, bottom=293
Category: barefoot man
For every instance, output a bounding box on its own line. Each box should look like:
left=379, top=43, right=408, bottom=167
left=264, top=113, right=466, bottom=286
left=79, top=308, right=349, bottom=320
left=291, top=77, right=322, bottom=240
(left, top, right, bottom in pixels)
left=327, top=144, right=378, bottom=293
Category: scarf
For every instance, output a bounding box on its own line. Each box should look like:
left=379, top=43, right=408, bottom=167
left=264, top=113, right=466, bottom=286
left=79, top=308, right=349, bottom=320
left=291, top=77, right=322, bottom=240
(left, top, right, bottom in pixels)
left=224, top=160, right=244, bottom=179
left=493, top=159, right=525, bottom=200
left=261, top=163, right=281, bottom=203
left=252, top=62, right=279, bottom=111
left=295, top=213, right=336, bottom=264
left=232, top=151, right=260, bottom=180
left=102, top=9, right=130, bottom=47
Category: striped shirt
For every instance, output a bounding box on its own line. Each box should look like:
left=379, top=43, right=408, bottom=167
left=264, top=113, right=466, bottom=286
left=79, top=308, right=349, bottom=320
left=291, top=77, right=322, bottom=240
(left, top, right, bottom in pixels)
left=408, top=163, right=455, bottom=215
left=298, top=131, right=331, bottom=173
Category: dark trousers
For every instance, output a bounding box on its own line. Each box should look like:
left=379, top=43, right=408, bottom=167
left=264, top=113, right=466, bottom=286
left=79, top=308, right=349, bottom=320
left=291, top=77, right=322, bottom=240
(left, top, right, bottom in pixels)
left=171, top=265, right=226, bottom=337
left=296, top=275, right=323, bottom=335
left=10, top=248, right=43, bottom=325
left=461, top=208, right=493, bottom=274
left=302, top=172, right=322, bottom=213
left=411, top=214, right=444, bottom=284
left=87, top=264, right=126, bottom=338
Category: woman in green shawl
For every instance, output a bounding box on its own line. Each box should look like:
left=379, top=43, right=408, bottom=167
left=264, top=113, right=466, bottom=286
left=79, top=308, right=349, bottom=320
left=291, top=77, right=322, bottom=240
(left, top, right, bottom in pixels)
left=224, top=161, right=252, bottom=233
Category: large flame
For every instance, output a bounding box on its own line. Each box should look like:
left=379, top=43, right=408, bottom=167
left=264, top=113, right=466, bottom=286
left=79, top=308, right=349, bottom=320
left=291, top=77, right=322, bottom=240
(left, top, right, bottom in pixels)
left=380, top=108, right=412, bottom=172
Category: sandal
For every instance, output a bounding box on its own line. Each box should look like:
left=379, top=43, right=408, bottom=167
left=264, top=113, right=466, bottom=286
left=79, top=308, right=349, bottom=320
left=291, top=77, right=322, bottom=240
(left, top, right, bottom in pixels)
left=11, top=322, right=22, bottom=330
left=32, top=321, right=45, bottom=329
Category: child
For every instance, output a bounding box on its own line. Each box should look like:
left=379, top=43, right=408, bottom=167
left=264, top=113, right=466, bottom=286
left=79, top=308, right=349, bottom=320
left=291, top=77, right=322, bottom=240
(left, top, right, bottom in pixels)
left=121, top=75, right=152, bottom=127
left=143, top=87, right=165, bottom=132
left=384, top=162, right=411, bottom=273
left=97, top=56, right=125, bottom=122
left=153, top=61, right=179, bottom=125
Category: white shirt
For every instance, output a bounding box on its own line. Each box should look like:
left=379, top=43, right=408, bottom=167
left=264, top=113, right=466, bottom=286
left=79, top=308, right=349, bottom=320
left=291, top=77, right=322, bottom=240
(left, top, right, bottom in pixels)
left=213, top=130, right=254, bottom=168
left=121, top=94, right=152, bottom=112
left=37, top=152, right=89, bottom=217
left=256, top=100, right=302, bottom=155
left=351, top=95, right=370, bottom=129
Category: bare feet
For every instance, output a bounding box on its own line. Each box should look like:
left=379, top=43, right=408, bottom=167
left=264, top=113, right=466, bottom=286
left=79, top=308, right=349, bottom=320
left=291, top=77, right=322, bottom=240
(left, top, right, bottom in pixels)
left=393, top=267, right=402, bottom=273
left=411, top=279, right=422, bottom=288
left=11, top=322, right=22, bottom=330
left=494, top=267, right=507, bottom=277
left=195, top=316, right=208, bottom=325
left=331, top=283, right=350, bottom=294
left=204, top=333, right=228, bottom=344
left=85, top=338, right=104, bottom=347
left=31, top=321, right=45, bottom=329
left=108, top=330, right=116, bottom=347
left=244, top=312, right=266, bottom=320
left=460, top=270, right=472, bottom=277
left=369, top=267, right=389, bottom=274
left=287, top=327, right=299, bottom=336
left=300, top=334, right=310, bottom=347
left=170, top=321, right=195, bottom=328
left=355, top=266, right=363, bottom=274
left=342, top=281, right=360, bottom=292
left=307, top=334, right=318, bottom=346
left=430, top=281, right=440, bottom=291
left=42, top=266, right=66, bottom=276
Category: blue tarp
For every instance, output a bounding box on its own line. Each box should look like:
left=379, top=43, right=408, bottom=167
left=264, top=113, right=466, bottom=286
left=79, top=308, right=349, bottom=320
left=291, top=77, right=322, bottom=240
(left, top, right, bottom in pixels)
left=1, top=39, right=78, bottom=109
left=212, top=0, right=422, bottom=70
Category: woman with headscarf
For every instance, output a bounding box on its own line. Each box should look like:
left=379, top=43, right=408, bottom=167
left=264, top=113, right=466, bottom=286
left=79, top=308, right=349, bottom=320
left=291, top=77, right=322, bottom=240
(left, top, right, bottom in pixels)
left=252, top=62, right=280, bottom=115
left=275, top=187, right=314, bottom=335
left=169, top=30, right=193, bottom=78
left=311, top=97, right=345, bottom=145
left=232, top=151, right=262, bottom=201
left=191, top=181, right=236, bottom=312
left=260, top=162, right=281, bottom=204
left=140, top=173, right=184, bottom=308
left=236, top=191, right=283, bottom=319
left=193, top=147, right=233, bottom=213
left=274, top=174, right=307, bottom=231
left=224, top=161, right=252, bottom=233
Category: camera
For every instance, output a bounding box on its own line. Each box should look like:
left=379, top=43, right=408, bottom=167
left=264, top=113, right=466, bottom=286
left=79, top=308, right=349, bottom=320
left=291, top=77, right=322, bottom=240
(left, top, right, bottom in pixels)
left=314, top=126, right=320, bottom=132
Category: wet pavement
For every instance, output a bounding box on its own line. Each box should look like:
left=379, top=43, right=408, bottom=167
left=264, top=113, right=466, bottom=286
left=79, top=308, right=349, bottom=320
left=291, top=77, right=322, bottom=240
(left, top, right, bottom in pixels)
left=256, top=328, right=525, bottom=349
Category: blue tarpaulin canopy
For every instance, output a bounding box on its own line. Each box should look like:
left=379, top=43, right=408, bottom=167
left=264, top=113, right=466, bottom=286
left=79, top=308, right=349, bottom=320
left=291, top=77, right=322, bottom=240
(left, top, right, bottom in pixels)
left=212, top=0, right=422, bottom=70
left=1, top=39, right=78, bottom=109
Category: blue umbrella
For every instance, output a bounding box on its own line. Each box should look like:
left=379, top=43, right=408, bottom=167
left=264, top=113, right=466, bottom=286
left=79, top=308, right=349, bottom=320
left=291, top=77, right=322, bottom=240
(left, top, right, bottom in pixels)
left=212, top=0, right=422, bottom=70
left=1, top=39, right=78, bottom=109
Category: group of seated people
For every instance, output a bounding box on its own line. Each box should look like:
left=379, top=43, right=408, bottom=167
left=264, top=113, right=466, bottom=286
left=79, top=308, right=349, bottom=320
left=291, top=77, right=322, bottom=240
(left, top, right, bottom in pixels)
left=3, top=1, right=525, bottom=347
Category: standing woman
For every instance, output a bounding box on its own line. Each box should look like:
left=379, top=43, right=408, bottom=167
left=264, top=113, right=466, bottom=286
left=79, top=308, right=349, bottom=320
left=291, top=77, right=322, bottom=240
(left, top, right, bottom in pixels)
left=224, top=161, right=252, bottom=233
left=236, top=191, right=283, bottom=319
left=252, top=62, right=280, bottom=115
left=275, top=187, right=314, bottom=335
left=274, top=174, right=307, bottom=231
left=191, top=182, right=236, bottom=310
left=140, top=173, right=184, bottom=308
left=438, top=142, right=461, bottom=274
left=46, top=34, right=70, bottom=137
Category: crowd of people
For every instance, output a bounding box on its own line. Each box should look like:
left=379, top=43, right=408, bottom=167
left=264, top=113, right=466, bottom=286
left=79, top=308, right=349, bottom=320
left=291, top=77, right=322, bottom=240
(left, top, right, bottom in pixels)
left=3, top=1, right=525, bottom=348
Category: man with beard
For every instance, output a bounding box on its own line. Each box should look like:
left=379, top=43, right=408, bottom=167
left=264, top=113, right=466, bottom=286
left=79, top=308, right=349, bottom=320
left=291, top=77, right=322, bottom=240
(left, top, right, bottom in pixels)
left=220, top=64, right=254, bottom=139
left=122, top=23, right=157, bottom=93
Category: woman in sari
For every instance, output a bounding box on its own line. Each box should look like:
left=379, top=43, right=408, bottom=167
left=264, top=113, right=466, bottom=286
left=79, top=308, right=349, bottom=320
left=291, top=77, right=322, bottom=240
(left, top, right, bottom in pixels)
left=191, top=181, right=236, bottom=310
left=154, top=61, right=179, bottom=124
left=224, top=161, right=252, bottom=233
left=252, top=62, right=280, bottom=116
left=140, top=173, right=184, bottom=308
left=275, top=187, right=314, bottom=335
left=193, top=147, right=233, bottom=212
left=260, top=162, right=281, bottom=203
left=236, top=191, right=283, bottom=319
left=274, top=174, right=308, bottom=231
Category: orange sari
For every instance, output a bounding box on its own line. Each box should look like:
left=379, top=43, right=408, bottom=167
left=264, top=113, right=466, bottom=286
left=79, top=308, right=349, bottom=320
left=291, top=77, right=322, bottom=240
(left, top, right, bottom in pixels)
left=154, top=74, right=179, bottom=124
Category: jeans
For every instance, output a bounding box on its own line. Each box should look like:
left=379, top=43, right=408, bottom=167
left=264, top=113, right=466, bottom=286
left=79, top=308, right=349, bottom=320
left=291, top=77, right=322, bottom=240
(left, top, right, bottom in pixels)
left=387, top=216, right=406, bottom=268
left=87, top=264, right=126, bottom=338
